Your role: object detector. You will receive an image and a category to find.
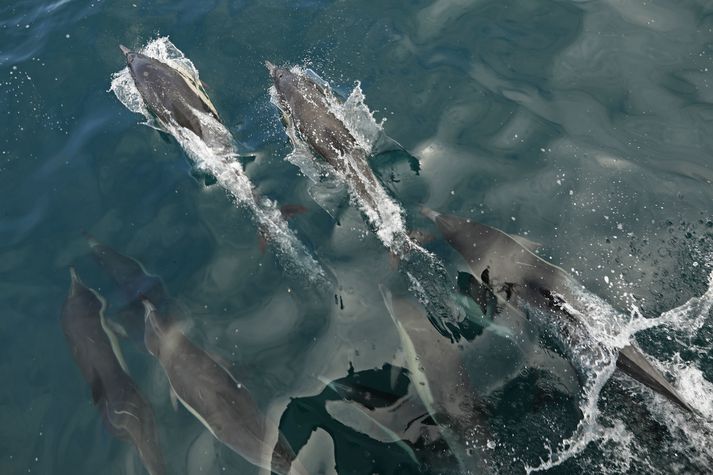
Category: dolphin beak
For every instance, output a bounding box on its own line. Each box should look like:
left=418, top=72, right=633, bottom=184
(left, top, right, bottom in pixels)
left=119, top=44, right=130, bottom=57
left=68, top=266, right=82, bottom=296
left=420, top=207, right=441, bottom=222
left=69, top=266, right=79, bottom=284
left=265, top=60, right=276, bottom=75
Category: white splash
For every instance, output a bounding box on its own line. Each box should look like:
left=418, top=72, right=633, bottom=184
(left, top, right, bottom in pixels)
left=527, top=270, right=713, bottom=472
left=110, top=37, right=329, bottom=287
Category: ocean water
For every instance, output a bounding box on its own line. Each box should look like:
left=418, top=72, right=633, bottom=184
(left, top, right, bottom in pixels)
left=1, top=1, right=713, bottom=474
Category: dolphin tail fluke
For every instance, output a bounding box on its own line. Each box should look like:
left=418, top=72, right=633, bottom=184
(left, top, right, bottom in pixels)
left=617, top=345, right=696, bottom=414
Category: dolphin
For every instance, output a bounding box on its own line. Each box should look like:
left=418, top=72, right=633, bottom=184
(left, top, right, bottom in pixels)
left=119, top=45, right=221, bottom=140
left=141, top=300, right=305, bottom=475
left=83, top=234, right=173, bottom=342
left=60, top=268, right=166, bottom=475
left=266, top=62, right=382, bottom=214
left=422, top=207, right=696, bottom=414
left=381, top=289, right=493, bottom=474
left=85, top=234, right=168, bottom=310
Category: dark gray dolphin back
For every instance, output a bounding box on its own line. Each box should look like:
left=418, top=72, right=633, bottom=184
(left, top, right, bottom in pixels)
left=270, top=66, right=357, bottom=170
left=61, top=269, right=166, bottom=475
left=269, top=64, right=383, bottom=215
left=142, top=303, right=301, bottom=475
left=617, top=345, right=696, bottom=413
left=125, top=50, right=219, bottom=138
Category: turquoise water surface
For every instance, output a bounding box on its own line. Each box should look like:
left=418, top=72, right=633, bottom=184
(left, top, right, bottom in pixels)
left=1, top=1, right=713, bottom=474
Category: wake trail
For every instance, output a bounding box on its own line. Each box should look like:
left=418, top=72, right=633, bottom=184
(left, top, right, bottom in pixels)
left=110, top=38, right=330, bottom=289
left=526, top=269, right=713, bottom=473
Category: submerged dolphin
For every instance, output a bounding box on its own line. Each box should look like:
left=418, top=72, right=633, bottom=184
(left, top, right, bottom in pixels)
left=83, top=234, right=174, bottom=342
left=381, top=290, right=493, bottom=473
left=120, top=45, right=221, bottom=140
left=61, top=268, right=166, bottom=475
left=85, top=234, right=168, bottom=309
left=142, top=301, right=305, bottom=475
left=319, top=364, right=434, bottom=446
left=422, top=208, right=696, bottom=414
left=266, top=62, right=382, bottom=213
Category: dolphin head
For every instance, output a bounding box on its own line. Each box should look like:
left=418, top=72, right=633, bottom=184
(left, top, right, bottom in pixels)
left=266, top=61, right=300, bottom=108
left=120, top=46, right=136, bottom=65
left=119, top=44, right=139, bottom=66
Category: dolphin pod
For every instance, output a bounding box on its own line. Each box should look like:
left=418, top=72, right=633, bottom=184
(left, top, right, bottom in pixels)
left=78, top=236, right=306, bottom=474
left=60, top=40, right=703, bottom=474
left=60, top=268, right=166, bottom=475
left=421, top=207, right=696, bottom=414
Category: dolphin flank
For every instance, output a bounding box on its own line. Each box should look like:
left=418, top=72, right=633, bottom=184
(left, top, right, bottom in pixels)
left=381, top=289, right=493, bottom=473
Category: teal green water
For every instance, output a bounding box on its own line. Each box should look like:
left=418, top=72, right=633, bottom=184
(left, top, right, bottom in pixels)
left=2, top=0, right=713, bottom=474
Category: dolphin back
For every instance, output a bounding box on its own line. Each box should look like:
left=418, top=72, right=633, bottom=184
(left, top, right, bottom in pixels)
left=270, top=66, right=357, bottom=168
left=125, top=52, right=221, bottom=138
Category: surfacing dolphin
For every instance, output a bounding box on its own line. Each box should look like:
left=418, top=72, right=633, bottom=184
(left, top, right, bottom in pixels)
left=266, top=62, right=384, bottom=218
left=422, top=207, right=696, bottom=414
left=119, top=45, right=221, bottom=141
left=142, top=300, right=306, bottom=475
left=267, top=63, right=467, bottom=338
left=61, top=268, right=166, bottom=475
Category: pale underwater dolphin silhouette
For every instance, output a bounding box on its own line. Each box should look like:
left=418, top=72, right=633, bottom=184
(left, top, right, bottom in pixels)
left=142, top=300, right=307, bottom=475
left=61, top=268, right=166, bottom=475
